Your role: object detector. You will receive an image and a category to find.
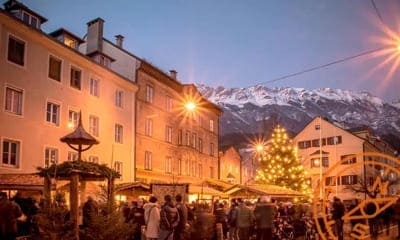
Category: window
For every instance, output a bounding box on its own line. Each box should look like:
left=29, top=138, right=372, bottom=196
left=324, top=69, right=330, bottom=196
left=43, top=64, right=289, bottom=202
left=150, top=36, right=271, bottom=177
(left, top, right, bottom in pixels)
left=341, top=175, right=357, bottom=185
left=185, top=160, right=190, bottom=176
left=68, top=110, right=79, bottom=129
left=64, top=36, right=77, bottom=49
left=145, top=119, right=153, bottom=136
left=115, top=90, right=124, bottom=108
left=68, top=151, right=78, bottom=161
left=8, top=36, right=25, bottom=66
left=192, top=161, right=196, bottom=176
left=311, top=139, right=320, bottom=147
left=2, top=139, right=20, bottom=167
left=210, top=166, right=215, bottom=178
left=192, top=133, right=197, bottom=148
left=88, top=156, right=99, bottom=164
left=166, top=96, right=173, bottom=112
left=198, top=164, right=203, bottom=178
left=99, top=55, right=111, bottom=68
left=70, top=67, right=81, bottom=90
left=46, top=102, right=60, bottom=125
left=341, top=154, right=357, bottom=164
left=315, top=125, right=320, bottom=130
left=325, top=176, right=337, bottom=186
left=115, top=124, right=123, bottom=143
left=178, top=130, right=183, bottom=145
left=166, top=126, right=172, bottom=143
left=90, top=79, right=99, bottom=97
left=146, top=85, right=153, bottom=103
left=311, top=157, right=329, bottom=168
left=5, top=86, right=23, bottom=115
left=327, top=136, right=342, bottom=145
left=145, top=151, right=152, bottom=170
left=89, top=115, right=99, bottom=137
left=178, top=159, right=182, bottom=176
left=198, top=116, right=203, bottom=128
left=44, top=147, right=58, bottom=168
left=114, top=161, right=123, bottom=178
left=21, top=11, right=39, bottom=28
left=48, top=56, right=61, bottom=81
left=186, top=131, right=191, bottom=146
left=198, top=138, right=203, bottom=153
left=210, top=143, right=214, bottom=156
left=165, top=157, right=172, bottom=174
left=298, top=140, right=311, bottom=149
left=209, top=120, right=214, bottom=132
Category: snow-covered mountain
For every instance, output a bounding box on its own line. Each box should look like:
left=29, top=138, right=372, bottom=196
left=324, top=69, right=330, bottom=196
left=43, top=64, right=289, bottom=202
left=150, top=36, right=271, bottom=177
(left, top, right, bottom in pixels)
left=197, top=84, right=400, bottom=149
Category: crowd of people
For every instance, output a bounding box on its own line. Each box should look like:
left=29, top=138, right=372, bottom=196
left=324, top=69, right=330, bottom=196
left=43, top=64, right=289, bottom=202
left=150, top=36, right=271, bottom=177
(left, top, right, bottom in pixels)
left=3, top=191, right=400, bottom=240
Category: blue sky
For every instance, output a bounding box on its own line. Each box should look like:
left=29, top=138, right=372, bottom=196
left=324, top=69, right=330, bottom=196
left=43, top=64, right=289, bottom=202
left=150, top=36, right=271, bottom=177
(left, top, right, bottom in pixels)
left=17, top=0, right=400, bottom=101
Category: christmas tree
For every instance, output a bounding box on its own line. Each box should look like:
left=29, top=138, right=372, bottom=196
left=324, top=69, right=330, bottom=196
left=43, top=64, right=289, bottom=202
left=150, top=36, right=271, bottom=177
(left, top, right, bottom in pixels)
left=255, top=125, right=310, bottom=194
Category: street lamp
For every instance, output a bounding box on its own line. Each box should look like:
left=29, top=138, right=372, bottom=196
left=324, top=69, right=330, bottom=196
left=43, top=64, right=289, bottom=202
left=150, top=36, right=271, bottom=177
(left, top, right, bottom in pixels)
left=184, top=101, right=196, bottom=112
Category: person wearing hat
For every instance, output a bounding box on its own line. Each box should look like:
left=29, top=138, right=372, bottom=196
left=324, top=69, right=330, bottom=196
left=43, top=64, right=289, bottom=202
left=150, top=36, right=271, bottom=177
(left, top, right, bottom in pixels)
left=144, top=196, right=160, bottom=240
left=254, top=195, right=275, bottom=240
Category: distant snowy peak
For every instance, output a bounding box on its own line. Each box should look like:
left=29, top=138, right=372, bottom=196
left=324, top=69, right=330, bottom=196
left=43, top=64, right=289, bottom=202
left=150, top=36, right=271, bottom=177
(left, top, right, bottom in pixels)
left=392, top=99, right=400, bottom=109
left=196, top=84, right=385, bottom=108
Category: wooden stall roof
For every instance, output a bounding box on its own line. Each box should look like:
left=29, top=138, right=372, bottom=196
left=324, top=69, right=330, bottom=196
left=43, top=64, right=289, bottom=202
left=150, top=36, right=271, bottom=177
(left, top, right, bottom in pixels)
left=203, top=178, right=235, bottom=192
left=190, top=185, right=228, bottom=198
left=225, top=184, right=304, bottom=198
left=0, top=174, right=45, bottom=190
left=116, top=182, right=151, bottom=191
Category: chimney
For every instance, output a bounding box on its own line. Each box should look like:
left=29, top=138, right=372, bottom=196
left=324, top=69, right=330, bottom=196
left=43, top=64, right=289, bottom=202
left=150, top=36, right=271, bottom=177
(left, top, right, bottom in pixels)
left=86, top=18, right=104, bottom=54
left=169, top=70, right=177, bottom=79
left=115, top=35, right=124, bottom=48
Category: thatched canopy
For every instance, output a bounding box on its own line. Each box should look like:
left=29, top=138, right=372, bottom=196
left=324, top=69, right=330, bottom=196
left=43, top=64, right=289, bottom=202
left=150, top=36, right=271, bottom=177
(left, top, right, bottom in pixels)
left=37, top=160, right=120, bottom=180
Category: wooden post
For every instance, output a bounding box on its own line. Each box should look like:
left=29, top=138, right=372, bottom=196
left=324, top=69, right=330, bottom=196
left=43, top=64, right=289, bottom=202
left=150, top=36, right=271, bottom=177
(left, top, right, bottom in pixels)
left=43, top=175, right=51, bottom=210
left=70, top=171, right=80, bottom=240
left=107, top=177, right=115, bottom=213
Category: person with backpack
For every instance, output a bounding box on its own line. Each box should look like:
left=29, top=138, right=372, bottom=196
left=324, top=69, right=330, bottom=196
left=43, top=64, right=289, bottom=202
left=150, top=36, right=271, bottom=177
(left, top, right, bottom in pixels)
left=159, top=195, right=180, bottom=240
left=331, top=197, right=345, bottom=240
left=144, top=196, right=160, bottom=240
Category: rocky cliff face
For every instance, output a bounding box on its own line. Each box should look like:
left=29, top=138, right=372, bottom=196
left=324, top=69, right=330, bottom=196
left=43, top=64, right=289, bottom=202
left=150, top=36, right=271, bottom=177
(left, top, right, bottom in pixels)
left=197, top=84, right=400, bottom=149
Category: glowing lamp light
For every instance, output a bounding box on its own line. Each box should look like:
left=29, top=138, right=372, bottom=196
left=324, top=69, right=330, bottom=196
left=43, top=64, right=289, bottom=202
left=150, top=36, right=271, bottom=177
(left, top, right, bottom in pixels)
left=184, top=101, right=196, bottom=111
left=67, top=122, right=75, bottom=129
left=255, top=144, right=264, bottom=152
left=397, top=43, right=400, bottom=52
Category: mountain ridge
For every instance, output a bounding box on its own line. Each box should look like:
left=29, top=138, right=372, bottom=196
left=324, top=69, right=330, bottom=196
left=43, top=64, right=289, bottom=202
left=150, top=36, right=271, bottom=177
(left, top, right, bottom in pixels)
left=196, top=84, right=400, bottom=150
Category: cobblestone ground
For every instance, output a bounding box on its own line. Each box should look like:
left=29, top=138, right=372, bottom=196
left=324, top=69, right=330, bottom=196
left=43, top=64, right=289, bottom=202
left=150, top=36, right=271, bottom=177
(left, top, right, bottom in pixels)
left=342, top=222, right=398, bottom=240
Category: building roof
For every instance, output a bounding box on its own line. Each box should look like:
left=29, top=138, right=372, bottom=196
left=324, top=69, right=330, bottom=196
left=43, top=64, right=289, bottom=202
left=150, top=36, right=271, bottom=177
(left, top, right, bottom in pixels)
left=0, top=9, right=139, bottom=91
left=3, top=0, right=47, bottom=23
left=49, top=28, right=85, bottom=43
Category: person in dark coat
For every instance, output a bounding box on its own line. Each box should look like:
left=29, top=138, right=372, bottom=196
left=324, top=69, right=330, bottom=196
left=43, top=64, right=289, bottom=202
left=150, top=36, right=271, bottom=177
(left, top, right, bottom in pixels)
left=174, top=194, right=188, bottom=240
left=254, top=196, right=275, bottom=240
left=331, top=197, right=345, bottom=240
left=227, top=199, right=238, bottom=240
left=130, top=198, right=145, bottom=240
left=159, top=195, right=180, bottom=240
left=394, top=198, right=400, bottom=239
left=82, top=196, right=98, bottom=228
left=0, top=192, right=23, bottom=240
left=214, top=203, right=228, bottom=239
